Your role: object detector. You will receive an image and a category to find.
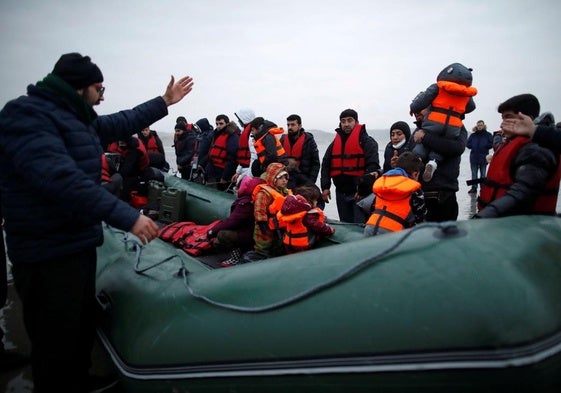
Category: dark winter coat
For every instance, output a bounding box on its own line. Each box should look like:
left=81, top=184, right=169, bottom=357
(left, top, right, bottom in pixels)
left=174, top=129, right=197, bottom=168
left=467, top=129, right=493, bottom=165
left=194, top=117, right=214, bottom=169
left=320, top=125, right=380, bottom=195
left=476, top=138, right=559, bottom=218
left=280, top=130, right=321, bottom=185
left=0, top=74, right=168, bottom=263
left=382, top=141, right=410, bottom=173
left=408, top=126, right=467, bottom=193
left=205, top=128, right=240, bottom=182
left=534, top=125, right=561, bottom=155
left=210, top=177, right=265, bottom=246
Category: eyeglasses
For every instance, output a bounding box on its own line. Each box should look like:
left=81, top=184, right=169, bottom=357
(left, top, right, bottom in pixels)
left=97, top=86, right=105, bottom=97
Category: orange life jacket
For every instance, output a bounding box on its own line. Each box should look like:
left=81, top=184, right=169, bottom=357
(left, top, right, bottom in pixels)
left=236, top=124, right=252, bottom=167
left=366, top=175, right=421, bottom=233
left=252, top=184, right=292, bottom=230
left=478, top=136, right=561, bottom=214
left=280, top=208, right=325, bottom=248
left=330, top=124, right=365, bottom=177
left=281, top=133, right=306, bottom=167
left=427, top=81, right=477, bottom=128
left=209, top=132, right=230, bottom=169
left=254, top=127, right=287, bottom=164
left=107, top=139, right=150, bottom=172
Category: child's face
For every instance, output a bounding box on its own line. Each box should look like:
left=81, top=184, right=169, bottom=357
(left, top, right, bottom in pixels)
left=390, top=129, right=405, bottom=144
left=274, top=174, right=288, bottom=188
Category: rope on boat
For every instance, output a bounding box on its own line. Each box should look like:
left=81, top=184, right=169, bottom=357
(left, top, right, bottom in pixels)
left=181, top=222, right=452, bottom=313
left=122, top=236, right=183, bottom=274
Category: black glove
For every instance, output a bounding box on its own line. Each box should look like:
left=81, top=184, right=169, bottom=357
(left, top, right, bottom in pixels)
left=257, top=221, right=269, bottom=233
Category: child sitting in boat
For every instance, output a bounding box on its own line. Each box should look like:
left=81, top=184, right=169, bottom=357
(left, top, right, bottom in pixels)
left=278, top=185, right=335, bottom=254
left=243, top=162, right=291, bottom=262
left=208, top=176, right=265, bottom=268
left=409, top=63, right=477, bottom=182
left=364, top=152, right=426, bottom=236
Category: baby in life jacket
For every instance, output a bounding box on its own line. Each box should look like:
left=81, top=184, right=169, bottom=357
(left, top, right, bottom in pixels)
left=364, top=152, right=426, bottom=237
left=278, top=185, right=335, bottom=254
left=410, top=63, right=477, bottom=182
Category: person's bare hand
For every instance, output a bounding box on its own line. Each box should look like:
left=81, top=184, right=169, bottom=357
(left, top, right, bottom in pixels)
left=413, top=129, right=425, bottom=143
left=322, top=189, right=331, bottom=203
left=130, top=215, right=159, bottom=245
left=162, top=75, right=194, bottom=106
left=390, top=150, right=399, bottom=168
left=501, top=112, right=537, bottom=138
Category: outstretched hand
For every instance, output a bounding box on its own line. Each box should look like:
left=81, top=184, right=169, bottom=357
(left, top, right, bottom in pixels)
left=162, top=75, right=194, bottom=106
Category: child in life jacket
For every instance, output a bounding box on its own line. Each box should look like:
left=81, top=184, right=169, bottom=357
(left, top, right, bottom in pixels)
left=207, top=176, right=265, bottom=268
left=364, top=152, right=427, bottom=236
left=409, top=63, right=477, bottom=182
left=278, top=185, right=335, bottom=254
left=244, top=162, right=291, bottom=262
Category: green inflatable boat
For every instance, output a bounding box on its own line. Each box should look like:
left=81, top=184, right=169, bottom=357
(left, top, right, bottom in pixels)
left=95, top=176, right=561, bottom=392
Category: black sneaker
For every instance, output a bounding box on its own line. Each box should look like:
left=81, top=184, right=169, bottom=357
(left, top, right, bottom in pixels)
left=220, top=248, right=242, bottom=268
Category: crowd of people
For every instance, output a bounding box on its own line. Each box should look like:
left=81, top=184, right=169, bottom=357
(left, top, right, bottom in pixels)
left=1, top=54, right=560, bottom=392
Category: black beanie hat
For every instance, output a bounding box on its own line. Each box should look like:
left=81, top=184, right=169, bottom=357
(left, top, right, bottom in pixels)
left=389, top=121, right=411, bottom=141
left=174, top=123, right=187, bottom=131
left=497, top=94, right=540, bottom=119
left=52, top=53, right=103, bottom=89
left=340, top=109, right=358, bottom=121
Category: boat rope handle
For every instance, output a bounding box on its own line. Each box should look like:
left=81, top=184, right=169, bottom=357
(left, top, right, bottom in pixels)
left=181, top=222, right=452, bottom=313
left=122, top=237, right=183, bottom=274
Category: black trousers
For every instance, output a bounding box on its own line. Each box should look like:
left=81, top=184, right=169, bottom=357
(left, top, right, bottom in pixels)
left=424, top=191, right=459, bottom=222
left=12, top=248, right=97, bottom=393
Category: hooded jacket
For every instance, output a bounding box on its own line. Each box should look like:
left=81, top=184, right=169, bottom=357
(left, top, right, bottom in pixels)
left=252, top=163, right=291, bottom=229
left=0, top=74, right=168, bottom=263
left=278, top=194, right=333, bottom=251
left=210, top=176, right=264, bottom=246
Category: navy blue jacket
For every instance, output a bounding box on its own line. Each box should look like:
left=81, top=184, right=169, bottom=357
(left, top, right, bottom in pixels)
left=0, top=83, right=168, bottom=263
left=467, top=129, right=493, bottom=165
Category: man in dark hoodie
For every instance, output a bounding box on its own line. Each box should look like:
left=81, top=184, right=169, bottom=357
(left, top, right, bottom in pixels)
left=320, top=109, right=380, bottom=223
left=0, top=52, right=193, bottom=392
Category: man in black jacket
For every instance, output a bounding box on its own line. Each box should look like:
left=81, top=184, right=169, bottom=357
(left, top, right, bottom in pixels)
left=320, top=109, right=380, bottom=223
left=280, top=114, right=320, bottom=190
left=0, top=52, right=193, bottom=392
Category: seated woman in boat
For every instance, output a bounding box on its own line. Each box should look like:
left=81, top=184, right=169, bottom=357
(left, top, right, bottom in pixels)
left=207, top=176, right=265, bottom=268
left=277, top=184, right=334, bottom=254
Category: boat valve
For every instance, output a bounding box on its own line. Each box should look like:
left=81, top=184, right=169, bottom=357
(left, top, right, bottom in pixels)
left=433, top=224, right=467, bottom=239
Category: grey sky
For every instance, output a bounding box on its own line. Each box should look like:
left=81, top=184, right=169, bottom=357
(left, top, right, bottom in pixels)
left=1, top=0, right=560, bottom=134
